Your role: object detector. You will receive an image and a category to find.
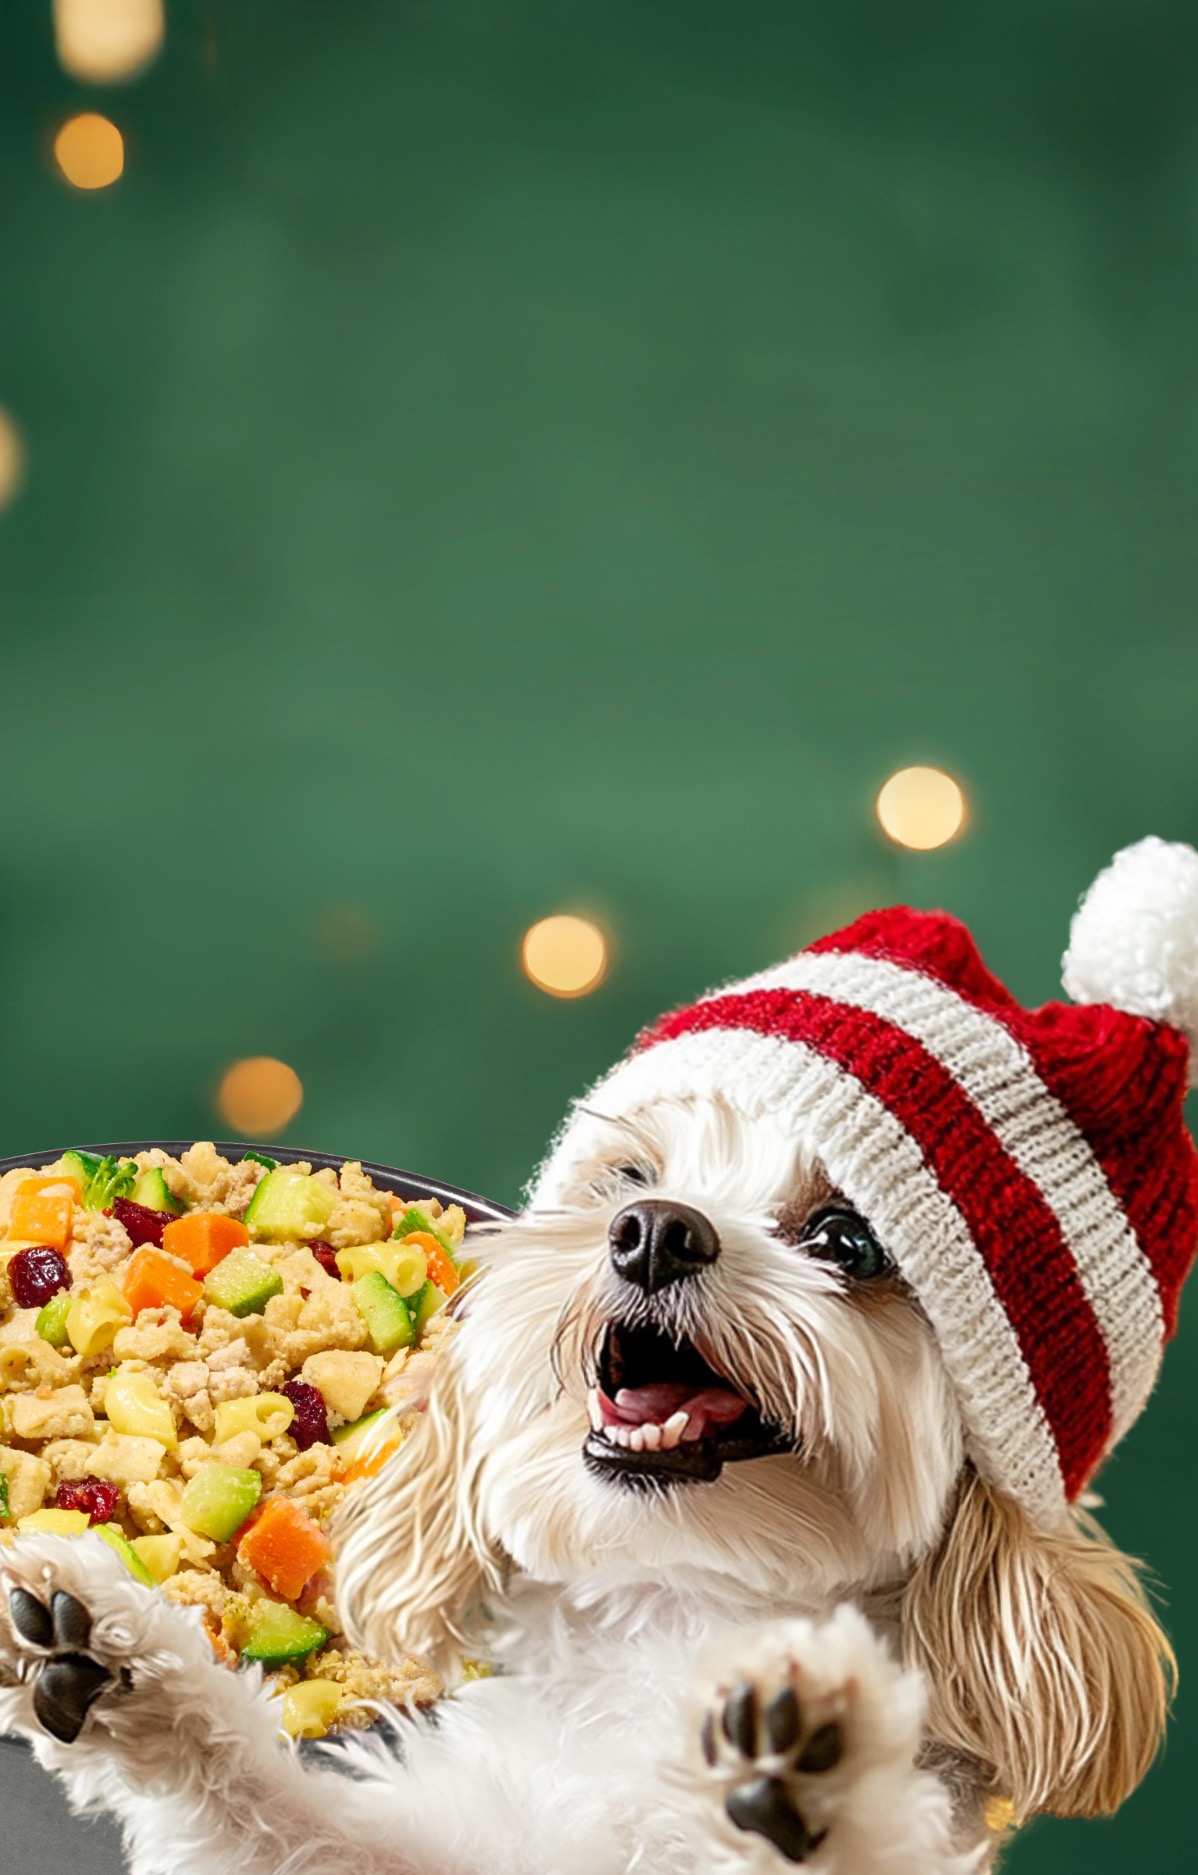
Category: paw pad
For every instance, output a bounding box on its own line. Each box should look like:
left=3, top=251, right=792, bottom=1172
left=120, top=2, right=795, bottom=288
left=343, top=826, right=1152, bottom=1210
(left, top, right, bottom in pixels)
left=9, top=1587, right=54, bottom=1650
left=703, top=1674, right=849, bottom=1864
left=726, top=1777, right=824, bottom=1865
left=7, top=1586, right=113, bottom=1744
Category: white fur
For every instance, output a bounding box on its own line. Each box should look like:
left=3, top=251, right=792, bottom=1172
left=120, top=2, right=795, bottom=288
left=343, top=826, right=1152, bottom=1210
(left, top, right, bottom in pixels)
left=1063, top=835, right=1198, bottom=1082
left=0, top=1094, right=1156, bottom=1874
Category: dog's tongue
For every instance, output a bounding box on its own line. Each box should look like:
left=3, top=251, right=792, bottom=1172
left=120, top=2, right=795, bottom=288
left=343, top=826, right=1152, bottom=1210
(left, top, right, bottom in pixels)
left=604, top=1383, right=748, bottom=1440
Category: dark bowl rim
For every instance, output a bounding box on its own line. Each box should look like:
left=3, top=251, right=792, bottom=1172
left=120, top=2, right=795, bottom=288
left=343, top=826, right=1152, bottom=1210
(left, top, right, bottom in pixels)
left=0, top=1142, right=515, bottom=1224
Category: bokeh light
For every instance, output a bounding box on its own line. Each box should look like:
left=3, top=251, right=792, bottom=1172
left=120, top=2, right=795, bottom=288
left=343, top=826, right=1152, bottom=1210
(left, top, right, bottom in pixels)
left=876, top=766, right=966, bottom=850
left=54, top=0, right=164, bottom=84
left=54, top=113, right=125, bottom=190
left=0, top=408, right=26, bottom=513
left=216, top=1057, right=304, bottom=1136
left=521, top=915, right=609, bottom=998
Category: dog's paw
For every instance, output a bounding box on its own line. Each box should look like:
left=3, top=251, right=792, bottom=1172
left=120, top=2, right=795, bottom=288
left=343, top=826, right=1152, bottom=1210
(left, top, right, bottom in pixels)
left=696, top=1606, right=928, bottom=1868
left=700, top=1662, right=850, bottom=1863
left=6, top=1578, right=125, bottom=1742
left=0, top=1532, right=206, bottom=1748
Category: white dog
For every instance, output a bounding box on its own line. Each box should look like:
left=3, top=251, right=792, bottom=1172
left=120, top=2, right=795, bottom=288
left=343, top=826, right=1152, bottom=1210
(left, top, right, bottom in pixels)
left=2, top=836, right=1195, bottom=1875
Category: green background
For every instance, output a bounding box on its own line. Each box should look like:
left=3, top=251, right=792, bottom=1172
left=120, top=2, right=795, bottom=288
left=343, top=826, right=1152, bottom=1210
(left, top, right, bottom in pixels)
left=2, top=4, right=1197, bottom=1868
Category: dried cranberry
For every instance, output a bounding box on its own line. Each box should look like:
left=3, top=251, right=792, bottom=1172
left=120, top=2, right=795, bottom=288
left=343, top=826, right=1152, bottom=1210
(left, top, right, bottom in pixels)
left=111, top=1196, right=174, bottom=1247
left=280, top=1380, right=330, bottom=1450
left=9, top=1246, right=72, bottom=1310
left=55, top=1477, right=122, bottom=1525
left=308, top=1242, right=340, bottom=1280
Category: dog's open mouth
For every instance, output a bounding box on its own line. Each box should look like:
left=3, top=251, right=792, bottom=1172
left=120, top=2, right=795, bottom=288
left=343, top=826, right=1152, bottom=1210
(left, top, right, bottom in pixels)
left=583, top=1319, right=791, bottom=1485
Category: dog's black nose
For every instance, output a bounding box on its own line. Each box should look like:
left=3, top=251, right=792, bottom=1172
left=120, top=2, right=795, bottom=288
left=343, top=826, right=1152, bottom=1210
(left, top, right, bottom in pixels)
left=608, top=1200, right=720, bottom=1293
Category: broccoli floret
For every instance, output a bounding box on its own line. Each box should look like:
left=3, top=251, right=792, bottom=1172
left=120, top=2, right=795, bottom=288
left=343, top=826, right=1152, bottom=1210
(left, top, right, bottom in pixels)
left=86, top=1156, right=136, bottom=1210
left=89, top=1157, right=136, bottom=1210
left=61, top=1150, right=137, bottom=1210
left=0, top=1474, right=9, bottom=1524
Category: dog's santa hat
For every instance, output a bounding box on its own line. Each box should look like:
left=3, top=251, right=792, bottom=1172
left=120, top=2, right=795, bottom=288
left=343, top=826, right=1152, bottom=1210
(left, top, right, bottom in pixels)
left=535, top=837, right=1198, bottom=1527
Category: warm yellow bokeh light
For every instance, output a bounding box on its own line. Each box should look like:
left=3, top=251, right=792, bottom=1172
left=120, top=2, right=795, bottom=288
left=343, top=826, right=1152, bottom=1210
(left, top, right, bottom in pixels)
left=54, top=113, right=125, bottom=190
left=522, top=915, right=609, bottom=998
left=0, top=408, right=26, bottom=514
left=876, top=766, right=966, bottom=850
left=54, top=0, right=164, bottom=84
left=216, top=1057, right=304, bottom=1137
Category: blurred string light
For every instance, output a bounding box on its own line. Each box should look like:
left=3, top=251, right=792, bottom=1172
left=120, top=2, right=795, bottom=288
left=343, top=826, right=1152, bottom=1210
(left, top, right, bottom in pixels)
left=216, top=1057, right=304, bottom=1137
left=876, top=766, right=966, bottom=850
left=522, top=915, right=609, bottom=998
left=53, top=0, right=164, bottom=84
left=54, top=112, right=124, bottom=189
left=0, top=408, right=26, bottom=513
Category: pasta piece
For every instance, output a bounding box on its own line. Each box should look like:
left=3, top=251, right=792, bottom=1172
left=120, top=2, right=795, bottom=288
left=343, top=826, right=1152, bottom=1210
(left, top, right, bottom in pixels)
left=105, top=1367, right=178, bottom=1448
left=213, top=1392, right=295, bottom=1444
left=67, top=1280, right=134, bottom=1357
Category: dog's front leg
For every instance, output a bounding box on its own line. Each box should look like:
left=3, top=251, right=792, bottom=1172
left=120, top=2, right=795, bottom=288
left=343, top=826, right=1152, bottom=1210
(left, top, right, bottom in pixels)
left=682, top=1606, right=990, bottom=1875
left=0, top=1534, right=461, bottom=1875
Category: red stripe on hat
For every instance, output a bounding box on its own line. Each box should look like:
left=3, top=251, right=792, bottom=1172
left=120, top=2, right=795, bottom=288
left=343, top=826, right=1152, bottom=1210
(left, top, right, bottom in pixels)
left=808, top=910, right=1198, bottom=1337
left=642, top=988, right=1113, bottom=1497
left=1010, top=1002, right=1198, bottom=1339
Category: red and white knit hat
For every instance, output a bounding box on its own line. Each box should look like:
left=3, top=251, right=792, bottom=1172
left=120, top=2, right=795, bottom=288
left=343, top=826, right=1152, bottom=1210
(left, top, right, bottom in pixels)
left=535, top=837, right=1198, bottom=1526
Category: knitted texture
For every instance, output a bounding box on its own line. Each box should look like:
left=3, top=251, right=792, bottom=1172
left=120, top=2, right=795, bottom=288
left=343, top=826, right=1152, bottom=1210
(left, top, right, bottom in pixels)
left=533, top=840, right=1198, bottom=1526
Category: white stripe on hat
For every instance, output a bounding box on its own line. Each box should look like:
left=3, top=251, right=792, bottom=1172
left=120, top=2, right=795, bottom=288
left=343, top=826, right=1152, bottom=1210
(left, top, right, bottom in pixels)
left=735, top=949, right=1164, bottom=1442
left=539, top=1025, right=1067, bottom=1523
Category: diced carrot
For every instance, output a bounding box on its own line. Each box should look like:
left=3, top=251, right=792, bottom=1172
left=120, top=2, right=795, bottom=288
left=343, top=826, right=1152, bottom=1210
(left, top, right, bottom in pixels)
left=237, top=1497, right=333, bottom=1602
left=162, top=1212, right=250, bottom=1276
left=340, top=1440, right=400, bottom=1486
left=401, top=1231, right=458, bottom=1296
left=122, top=1247, right=204, bottom=1323
left=17, top=1175, right=82, bottom=1203
left=8, top=1189, right=75, bottom=1251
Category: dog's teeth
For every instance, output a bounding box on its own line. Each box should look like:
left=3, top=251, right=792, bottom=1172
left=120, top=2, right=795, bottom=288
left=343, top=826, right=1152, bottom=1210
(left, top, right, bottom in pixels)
left=641, top=1423, right=663, bottom=1451
left=603, top=1424, right=622, bottom=1445
left=628, top=1427, right=645, bottom=1452
left=587, top=1391, right=603, bottom=1432
left=661, top=1411, right=687, bottom=1450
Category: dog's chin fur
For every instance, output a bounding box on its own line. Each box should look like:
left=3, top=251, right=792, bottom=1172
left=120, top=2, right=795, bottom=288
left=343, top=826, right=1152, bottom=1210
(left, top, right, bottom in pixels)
left=475, top=1206, right=962, bottom=1610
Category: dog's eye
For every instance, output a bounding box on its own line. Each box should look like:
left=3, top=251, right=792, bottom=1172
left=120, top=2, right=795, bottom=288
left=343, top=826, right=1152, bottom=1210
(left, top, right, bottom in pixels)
left=589, top=1161, right=653, bottom=1202
left=798, top=1207, right=891, bottom=1281
left=614, top=1162, right=650, bottom=1187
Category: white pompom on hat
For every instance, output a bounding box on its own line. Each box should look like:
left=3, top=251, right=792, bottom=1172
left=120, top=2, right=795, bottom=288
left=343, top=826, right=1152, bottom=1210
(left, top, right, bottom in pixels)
left=1063, top=835, right=1198, bottom=1085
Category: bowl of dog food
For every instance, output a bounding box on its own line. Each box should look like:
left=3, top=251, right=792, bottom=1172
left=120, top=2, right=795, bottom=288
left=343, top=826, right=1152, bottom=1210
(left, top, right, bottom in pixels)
left=0, top=1141, right=510, bottom=1747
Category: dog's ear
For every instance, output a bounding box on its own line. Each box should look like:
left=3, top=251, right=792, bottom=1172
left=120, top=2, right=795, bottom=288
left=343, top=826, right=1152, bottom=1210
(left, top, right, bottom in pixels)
left=333, top=1342, right=503, bottom=1675
left=901, top=1466, right=1174, bottom=1821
